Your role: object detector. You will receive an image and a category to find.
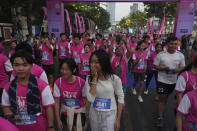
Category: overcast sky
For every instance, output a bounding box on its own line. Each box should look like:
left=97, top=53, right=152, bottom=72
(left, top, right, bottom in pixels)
left=115, top=2, right=133, bottom=21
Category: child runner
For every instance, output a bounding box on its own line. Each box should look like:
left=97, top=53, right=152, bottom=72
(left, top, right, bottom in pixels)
left=10, top=43, right=49, bottom=84
left=144, top=43, right=163, bottom=95
left=70, top=34, right=84, bottom=74
left=1, top=50, right=55, bottom=131
left=154, top=36, right=185, bottom=127
left=95, top=33, right=102, bottom=50
left=176, top=89, right=197, bottom=131
left=109, top=37, right=131, bottom=93
left=53, top=58, right=86, bottom=131
left=131, top=40, right=149, bottom=102
left=40, top=34, right=54, bottom=88
left=0, top=53, right=13, bottom=99
left=56, top=33, right=69, bottom=63
left=9, top=40, right=17, bottom=58
left=85, top=50, right=124, bottom=131
left=80, top=44, right=91, bottom=80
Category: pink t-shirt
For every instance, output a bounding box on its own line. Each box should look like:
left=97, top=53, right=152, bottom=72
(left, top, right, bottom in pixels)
left=111, top=55, right=127, bottom=84
left=10, top=64, right=48, bottom=84
left=129, top=43, right=137, bottom=56
left=95, top=40, right=102, bottom=50
left=149, top=43, right=156, bottom=52
left=177, top=90, right=197, bottom=131
left=70, top=44, right=83, bottom=65
left=82, top=39, right=87, bottom=46
left=0, top=117, right=19, bottom=131
left=40, top=43, right=54, bottom=65
left=56, top=41, right=69, bottom=59
left=132, top=51, right=148, bottom=73
left=147, top=51, right=157, bottom=71
left=80, top=53, right=91, bottom=76
left=9, top=49, right=15, bottom=58
left=175, top=71, right=197, bottom=95
left=53, top=76, right=85, bottom=112
left=89, top=45, right=95, bottom=53
left=2, top=78, right=55, bottom=131
left=0, top=54, right=13, bottom=88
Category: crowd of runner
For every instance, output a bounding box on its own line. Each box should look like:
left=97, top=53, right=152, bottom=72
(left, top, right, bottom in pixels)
left=0, top=31, right=196, bottom=131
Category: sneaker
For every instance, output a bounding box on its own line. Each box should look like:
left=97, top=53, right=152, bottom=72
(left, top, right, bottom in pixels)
left=144, top=89, right=149, bottom=95
left=156, top=117, right=164, bottom=128
left=132, top=88, right=137, bottom=95
left=138, top=96, right=143, bottom=102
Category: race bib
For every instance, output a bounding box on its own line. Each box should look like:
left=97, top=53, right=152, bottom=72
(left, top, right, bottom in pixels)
left=60, top=51, right=66, bottom=56
left=16, top=110, right=36, bottom=125
left=42, top=54, right=49, bottom=60
left=63, top=98, right=79, bottom=108
left=74, top=58, right=80, bottom=63
left=82, top=65, right=90, bottom=71
left=93, top=98, right=111, bottom=109
left=137, top=63, right=145, bottom=69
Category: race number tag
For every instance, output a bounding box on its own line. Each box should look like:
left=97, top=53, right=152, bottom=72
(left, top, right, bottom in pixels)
left=16, top=110, right=36, bottom=125
left=137, top=63, right=145, bottom=69
left=60, top=51, right=66, bottom=56
left=42, top=54, right=49, bottom=60
left=82, top=65, right=90, bottom=71
left=93, top=98, right=111, bottom=109
left=74, top=58, right=80, bottom=63
left=63, top=98, right=79, bottom=108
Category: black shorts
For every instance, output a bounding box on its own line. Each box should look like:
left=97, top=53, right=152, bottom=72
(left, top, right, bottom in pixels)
left=133, top=72, right=145, bottom=82
left=42, top=64, right=54, bottom=75
left=61, top=113, right=86, bottom=127
left=156, top=81, right=176, bottom=94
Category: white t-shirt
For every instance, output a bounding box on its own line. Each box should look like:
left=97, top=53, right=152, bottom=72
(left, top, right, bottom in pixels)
left=154, top=51, right=185, bottom=84
left=85, top=75, right=124, bottom=111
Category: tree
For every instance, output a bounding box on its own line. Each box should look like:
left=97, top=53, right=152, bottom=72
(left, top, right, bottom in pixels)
left=64, top=2, right=111, bottom=32
left=143, top=2, right=177, bottom=20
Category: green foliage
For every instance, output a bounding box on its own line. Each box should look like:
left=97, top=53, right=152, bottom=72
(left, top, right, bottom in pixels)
left=118, top=11, right=147, bottom=30
left=64, top=2, right=111, bottom=31
left=143, top=2, right=177, bottom=20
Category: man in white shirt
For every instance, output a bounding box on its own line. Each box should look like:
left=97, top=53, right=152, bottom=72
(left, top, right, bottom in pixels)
left=154, top=36, right=185, bottom=127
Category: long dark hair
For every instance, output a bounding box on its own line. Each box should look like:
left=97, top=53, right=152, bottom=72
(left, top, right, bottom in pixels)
left=88, top=49, right=113, bottom=84
left=179, top=54, right=197, bottom=74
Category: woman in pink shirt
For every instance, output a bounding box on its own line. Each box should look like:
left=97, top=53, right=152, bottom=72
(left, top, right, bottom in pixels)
left=53, top=58, right=86, bottom=131
left=131, top=40, right=149, bottom=102
left=95, top=33, right=102, bottom=50
left=109, top=37, right=131, bottom=93
left=80, top=44, right=91, bottom=80
left=2, top=50, right=55, bottom=131
left=87, top=39, right=95, bottom=53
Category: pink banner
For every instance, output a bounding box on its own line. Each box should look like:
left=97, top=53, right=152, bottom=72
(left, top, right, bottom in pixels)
left=42, top=7, right=47, bottom=16
left=65, top=9, right=72, bottom=35
left=147, top=18, right=150, bottom=35
left=88, top=19, right=91, bottom=33
left=151, top=16, right=155, bottom=40
left=81, top=16, right=85, bottom=33
left=157, top=14, right=166, bottom=38
left=76, top=13, right=83, bottom=33
left=75, top=13, right=79, bottom=33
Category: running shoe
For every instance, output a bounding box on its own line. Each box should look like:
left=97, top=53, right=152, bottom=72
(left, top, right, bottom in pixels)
left=144, top=89, right=149, bottom=95
left=132, top=88, right=137, bottom=95
left=156, top=117, right=164, bottom=128
left=138, top=96, right=143, bottom=102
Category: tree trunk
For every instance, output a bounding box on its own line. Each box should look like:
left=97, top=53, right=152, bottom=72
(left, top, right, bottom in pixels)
left=26, top=0, right=33, bottom=36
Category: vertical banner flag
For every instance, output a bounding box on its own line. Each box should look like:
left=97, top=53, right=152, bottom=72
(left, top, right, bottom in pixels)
left=81, top=16, right=85, bottom=33
left=76, top=14, right=82, bottom=33
left=135, top=20, right=139, bottom=34
left=42, top=7, right=47, bottom=16
left=65, top=9, right=72, bottom=35
left=88, top=19, right=91, bottom=33
left=75, top=13, right=79, bottom=33
left=151, top=16, right=155, bottom=40
left=157, top=14, right=166, bottom=38
left=147, top=18, right=150, bottom=35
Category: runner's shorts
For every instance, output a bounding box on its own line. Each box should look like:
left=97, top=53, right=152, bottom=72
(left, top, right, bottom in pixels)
left=156, top=81, right=176, bottom=94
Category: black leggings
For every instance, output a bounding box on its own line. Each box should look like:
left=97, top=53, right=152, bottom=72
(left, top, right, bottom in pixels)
left=145, top=70, right=158, bottom=89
